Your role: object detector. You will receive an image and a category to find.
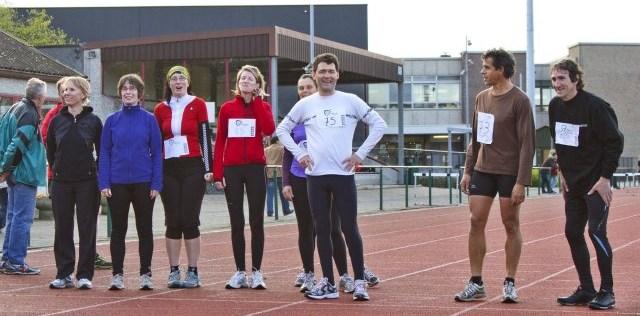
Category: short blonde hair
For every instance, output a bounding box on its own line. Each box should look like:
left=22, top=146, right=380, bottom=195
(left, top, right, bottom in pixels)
left=233, top=65, right=269, bottom=98
left=56, top=76, right=69, bottom=97
left=64, top=76, right=91, bottom=105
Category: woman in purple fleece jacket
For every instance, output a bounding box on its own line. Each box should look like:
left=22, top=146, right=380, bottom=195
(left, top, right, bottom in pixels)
left=98, top=74, right=163, bottom=291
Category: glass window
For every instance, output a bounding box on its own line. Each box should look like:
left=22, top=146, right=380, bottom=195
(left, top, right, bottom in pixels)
left=412, top=83, right=437, bottom=108
left=437, top=83, right=460, bottom=108
left=367, top=83, right=391, bottom=109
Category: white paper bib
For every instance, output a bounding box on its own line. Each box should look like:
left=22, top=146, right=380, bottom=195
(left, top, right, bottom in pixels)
left=228, top=119, right=256, bottom=138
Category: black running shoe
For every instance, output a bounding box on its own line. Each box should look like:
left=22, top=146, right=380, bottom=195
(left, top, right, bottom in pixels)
left=588, top=290, right=615, bottom=310
left=557, top=286, right=596, bottom=306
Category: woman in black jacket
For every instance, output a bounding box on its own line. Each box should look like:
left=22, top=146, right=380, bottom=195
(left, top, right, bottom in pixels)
left=46, top=76, right=103, bottom=290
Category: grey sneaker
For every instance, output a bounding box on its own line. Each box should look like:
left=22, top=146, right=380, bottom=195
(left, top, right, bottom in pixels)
left=50, top=275, right=74, bottom=289
left=109, top=273, right=125, bottom=290
left=294, top=270, right=306, bottom=287
left=167, top=270, right=182, bottom=288
left=353, top=279, right=370, bottom=301
left=139, top=273, right=153, bottom=290
left=251, top=270, right=266, bottom=289
left=364, top=267, right=380, bottom=287
left=305, top=277, right=339, bottom=300
left=299, top=271, right=316, bottom=293
left=77, top=278, right=93, bottom=289
left=339, top=273, right=355, bottom=293
left=455, top=281, right=486, bottom=302
left=225, top=271, right=249, bottom=289
left=183, top=271, right=201, bottom=288
left=502, top=280, right=519, bottom=303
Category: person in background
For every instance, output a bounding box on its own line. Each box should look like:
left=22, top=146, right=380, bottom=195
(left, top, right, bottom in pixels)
left=100, top=74, right=163, bottom=291
left=41, top=76, right=112, bottom=271
left=154, top=66, right=214, bottom=289
left=264, top=136, right=292, bottom=216
left=214, top=65, right=275, bottom=290
left=47, top=76, right=102, bottom=289
left=0, top=78, right=47, bottom=275
left=541, top=151, right=556, bottom=193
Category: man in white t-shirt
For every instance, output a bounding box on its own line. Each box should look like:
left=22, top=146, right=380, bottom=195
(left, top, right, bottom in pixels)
left=276, top=53, right=386, bottom=301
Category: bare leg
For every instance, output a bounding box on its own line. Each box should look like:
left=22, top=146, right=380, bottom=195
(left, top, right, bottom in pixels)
left=166, top=238, right=182, bottom=266
left=468, top=195, right=494, bottom=277
left=185, top=237, right=200, bottom=267
left=499, top=198, right=522, bottom=278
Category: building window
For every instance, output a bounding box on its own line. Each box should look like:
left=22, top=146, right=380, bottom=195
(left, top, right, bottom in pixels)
left=535, top=86, right=555, bottom=111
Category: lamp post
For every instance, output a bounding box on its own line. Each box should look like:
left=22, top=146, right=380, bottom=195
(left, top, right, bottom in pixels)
left=464, top=36, right=472, bottom=146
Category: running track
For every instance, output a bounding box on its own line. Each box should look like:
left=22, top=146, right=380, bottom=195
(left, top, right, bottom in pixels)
left=1, top=189, right=639, bottom=315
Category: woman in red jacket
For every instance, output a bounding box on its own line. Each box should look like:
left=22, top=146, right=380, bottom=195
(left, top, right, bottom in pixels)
left=154, top=66, right=214, bottom=289
left=213, top=65, right=275, bottom=290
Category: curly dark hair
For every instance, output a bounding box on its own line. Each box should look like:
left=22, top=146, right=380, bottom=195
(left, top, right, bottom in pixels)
left=481, top=48, right=515, bottom=79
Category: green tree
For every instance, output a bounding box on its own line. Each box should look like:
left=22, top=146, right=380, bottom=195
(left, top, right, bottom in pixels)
left=0, top=7, right=72, bottom=46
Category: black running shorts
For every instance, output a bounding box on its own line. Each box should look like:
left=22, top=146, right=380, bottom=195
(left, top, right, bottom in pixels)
left=469, top=170, right=517, bottom=198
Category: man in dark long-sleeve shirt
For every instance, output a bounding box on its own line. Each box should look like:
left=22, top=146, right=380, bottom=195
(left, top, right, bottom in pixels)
left=550, top=59, right=623, bottom=310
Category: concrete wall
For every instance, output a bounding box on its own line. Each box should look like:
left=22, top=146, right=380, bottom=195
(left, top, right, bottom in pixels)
left=568, top=44, right=640, bottom=161
left=83, top=48, right=117, bottom=121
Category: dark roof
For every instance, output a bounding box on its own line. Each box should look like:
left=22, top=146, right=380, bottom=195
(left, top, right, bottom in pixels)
left=87, top=26, right=402, bottom=83
left=0, top=29, right=84, bottom=81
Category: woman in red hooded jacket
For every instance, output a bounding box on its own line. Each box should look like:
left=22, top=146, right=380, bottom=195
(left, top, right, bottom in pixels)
left=213, top=65, right=275, bottom=290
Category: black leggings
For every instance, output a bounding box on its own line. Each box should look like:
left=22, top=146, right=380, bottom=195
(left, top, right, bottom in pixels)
left=161, top=158, right=205, bottom=240
left=290, top=175, right=348, bottom=274
left=564, top=192, right=613, bottom=292
left=224, top=165, right=266, bottom=271
left=307, top=175, right=364, bottom=283
left=52, top=179, right=100, bottom=280
left=108, top=183, right=155, bottom=275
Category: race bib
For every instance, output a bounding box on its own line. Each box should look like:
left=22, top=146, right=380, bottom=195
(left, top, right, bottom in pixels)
left=164, top=136, right=189, bottom=159
left=228, top=119, right=256, bottom=138
left=476, top=112, right=495, bottom=144
left=317, top=109, right=346, bottom=129
left=555, top=122, right=580, bottom=147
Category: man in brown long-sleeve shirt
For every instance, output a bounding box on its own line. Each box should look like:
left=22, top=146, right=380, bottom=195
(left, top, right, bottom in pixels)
left=454, top=48, right=535, bottom=304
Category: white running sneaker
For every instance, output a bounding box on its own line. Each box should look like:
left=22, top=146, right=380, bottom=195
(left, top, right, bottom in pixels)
left=454, top=281, right=486, bottom=302
left=339, top=273, right=355, bottom=293
left=77, top=278, right=93, bottom=289
left=502, top=280, right=519, bottom=303
left=353, top=279, right=370, bottom=301
left=139, top=273, right=153, bottom=290
left=225, top=271, right=249, bottom=289
left=49, top=275, right=74, bottom=289
left=299, top=271, right=316, bottom=293
left=294, top=270, right=306, bottom=287
left=109, top=273, right=125, bottom=290
left=251, top=270, right=266, bottom=289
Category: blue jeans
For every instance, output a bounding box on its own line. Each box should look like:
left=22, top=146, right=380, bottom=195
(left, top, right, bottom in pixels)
left=0, top=187, right=7, bottom=229
left=266, top=177, right=290, bottom=215
left=1, top=181, right=36, bottom=265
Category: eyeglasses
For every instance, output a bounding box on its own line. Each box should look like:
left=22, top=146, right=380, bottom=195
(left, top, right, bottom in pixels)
left=170, top=76, right=188, bottom=82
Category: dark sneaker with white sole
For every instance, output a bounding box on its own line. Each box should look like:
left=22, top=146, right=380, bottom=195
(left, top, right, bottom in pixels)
left=305, top=277, right=339, bottom=300
left=588, top=290, right=615, bottom=310
left=557, top=286, right=596, bottom=306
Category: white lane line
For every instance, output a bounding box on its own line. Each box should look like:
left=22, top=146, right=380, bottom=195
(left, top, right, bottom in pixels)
left=449, top=238, right=640, bottom=316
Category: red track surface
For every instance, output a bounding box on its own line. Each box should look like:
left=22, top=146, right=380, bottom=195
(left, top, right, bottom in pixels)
left=1, top=189, right=639, bottom=315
